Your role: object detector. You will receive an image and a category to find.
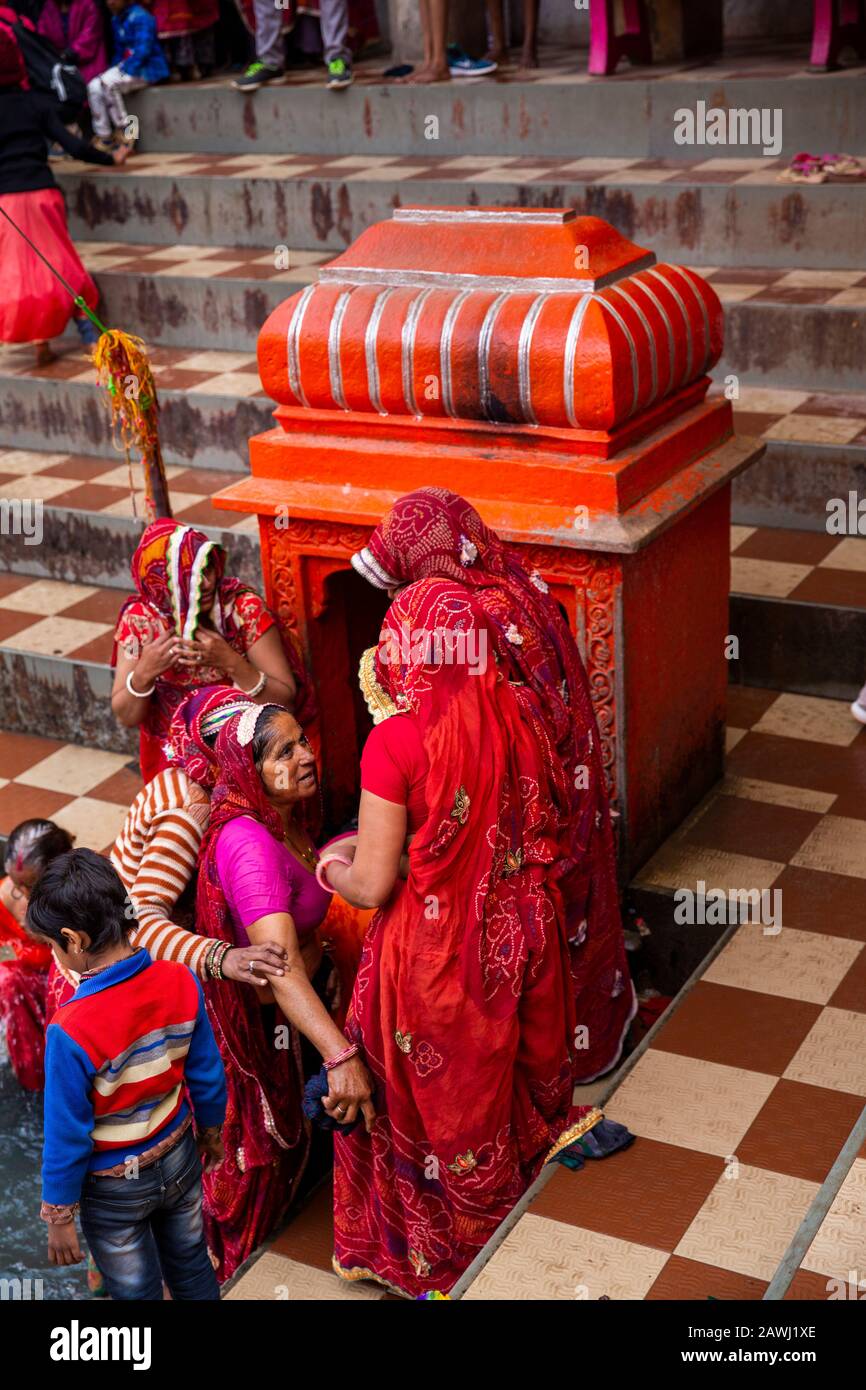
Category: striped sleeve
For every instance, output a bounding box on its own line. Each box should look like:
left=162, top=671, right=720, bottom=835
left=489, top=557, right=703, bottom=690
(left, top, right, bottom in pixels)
left=112, top=771, right=220, bottom=982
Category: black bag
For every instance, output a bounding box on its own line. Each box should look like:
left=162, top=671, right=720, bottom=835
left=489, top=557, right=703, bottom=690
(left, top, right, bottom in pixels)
left=12, top=20, right=87, bottom=110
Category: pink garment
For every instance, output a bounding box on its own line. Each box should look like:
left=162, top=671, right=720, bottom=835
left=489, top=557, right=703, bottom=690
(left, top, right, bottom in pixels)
left=360, top=713, right=428, bottom=833
left=214, top=815, right=330, bottom=945
left=37, top=0, right=107, bottom=83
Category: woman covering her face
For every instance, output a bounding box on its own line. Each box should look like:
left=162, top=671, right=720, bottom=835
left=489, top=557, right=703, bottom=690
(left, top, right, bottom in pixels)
left=111, top=520, right=313, bottom=784
left=321, top=487, right=635, bottom=1298
left=194, top=704, right=375, bottom=1283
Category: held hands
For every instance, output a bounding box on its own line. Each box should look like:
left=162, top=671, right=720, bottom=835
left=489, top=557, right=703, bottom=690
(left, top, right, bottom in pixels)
left=47, top=1221, right=83, bottom=1267
left=321, top=1055, right=376, bottom=1133
left=173, top=631, right=238, bottom=677
left=221, top=943, right=289, bottom=986
left=196, top=1127, right=224, bottom=1173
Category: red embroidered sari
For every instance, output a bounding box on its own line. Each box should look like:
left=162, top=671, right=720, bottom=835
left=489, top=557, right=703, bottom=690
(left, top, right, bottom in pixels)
left=0, top=885, right=52, bottom=1090
left=194, top=713, right=312, bottom=1283
left=113, top=521, right=312, bottom=784
left=334, top=488, right=635, bottom=1297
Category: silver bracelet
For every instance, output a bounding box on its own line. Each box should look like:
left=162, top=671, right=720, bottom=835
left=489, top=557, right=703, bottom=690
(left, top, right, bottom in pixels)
left=234, top=669, right=267, bottom=697
left=126, top=670, right=156, bottom=698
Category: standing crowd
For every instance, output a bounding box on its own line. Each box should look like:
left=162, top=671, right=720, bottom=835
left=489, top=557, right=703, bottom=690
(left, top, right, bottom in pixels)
left=0, top=488, right=637, bottom=1299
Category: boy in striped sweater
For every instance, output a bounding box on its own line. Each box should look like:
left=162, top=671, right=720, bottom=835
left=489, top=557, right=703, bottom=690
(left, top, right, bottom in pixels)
left=29, top=848, right=226, bottom=1300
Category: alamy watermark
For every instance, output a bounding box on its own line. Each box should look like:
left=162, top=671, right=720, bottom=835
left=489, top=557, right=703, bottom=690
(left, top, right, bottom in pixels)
left=378, top=622, right=488, bottom=675
left=674, top=880, right=782, bottom=934
left=674, top=100, right=782, bottom=157
left=0, top=498, right=42, bottom=546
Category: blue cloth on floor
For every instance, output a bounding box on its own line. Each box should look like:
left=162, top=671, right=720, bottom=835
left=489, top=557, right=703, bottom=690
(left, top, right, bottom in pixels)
left=549, top=1117, right=635, bottom=1171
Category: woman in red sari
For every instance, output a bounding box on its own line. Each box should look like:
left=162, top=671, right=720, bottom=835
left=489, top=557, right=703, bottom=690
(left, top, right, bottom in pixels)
left=0, top=820, right=74, bottom=1089
left=111, top=520, right=311, bottom=783
left=320, top=487, right=635, bottom=1297
left=195, top=703, right=374, bottom=1282
left=152, top=0, right=217, bottom=79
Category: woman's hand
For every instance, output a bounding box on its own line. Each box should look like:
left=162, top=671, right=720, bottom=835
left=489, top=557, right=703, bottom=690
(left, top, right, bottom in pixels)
left=322, top=1055, right=376, bottom=1133
left=112, top=143, right=131, bottom=165
left=221, top=943, right=288, bottom=985
left=47, top=1222, right=83, bottom=1267
left=134, top=630, right=179, bottom=686
left=196, top=1127, right=224, bottom=1173
left=181, top=630, right=239, bottom=676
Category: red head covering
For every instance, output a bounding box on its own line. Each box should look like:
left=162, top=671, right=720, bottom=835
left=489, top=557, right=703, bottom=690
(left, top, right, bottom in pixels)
left=0, top=24, right=26, bottom=87
left=124, top=519, right=234, bottom=640
left=165, top=684, right=256, bottom=791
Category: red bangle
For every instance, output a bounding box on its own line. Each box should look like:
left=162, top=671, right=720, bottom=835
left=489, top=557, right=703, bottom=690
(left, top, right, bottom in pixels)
left=324, top=1043, right=359, bottom=1071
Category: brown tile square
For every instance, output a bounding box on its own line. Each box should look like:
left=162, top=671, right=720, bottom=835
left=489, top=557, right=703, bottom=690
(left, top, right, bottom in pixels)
left=40, top=456, right=115, bottom=481
left=214, top=264, right=281, bottom=281
left=646, top=1254, right=767, bottom=1300
left=733, top=527, right=837, bottom=566
left=0, top=782, right=72, bottom=834
left=784, top=1268, right=841, bottom=1299
left=151, top=368, right=214, bottom=391
left=728, top=733, right=866, bottom=799
left=0, top=610, right=42, bottom=642
left=653, top=982, right=821, bottom=1075
left=87, top=765, right=142, bottom=805
left=829, top=948, right=866, bottom=1013
left=269, top=1182, right=333, bottom=1271
left=727, top=685, right=780, bottom=729
left=751, top=287, right=836, bottom=305
left=0, top=574, right=33, bottom=600
left=65, top=632, right=115, bottom=664
left=683, top=794, right=821, bottom=863
left=773, top=866, right=866, bottom=941
left=532, top=1139, right=723, bottom=1252
left=0, top=730, right=66, bottom=778
left=793, top=392, right=866, bottom=418
left=169, top=467, right=245, bottom=494
left=63, top=589, right=129, bottom=624
left=174, top=499, right=244, bottom=529
left=55, top=483, right=130, bottom=512
left=738, top=1079, right=864, bottom=1183
left=787, top=568, right=866, bottom=610
left=730, top=410, right=784, bottom=437
left=29, top=355, right=91, bottom=381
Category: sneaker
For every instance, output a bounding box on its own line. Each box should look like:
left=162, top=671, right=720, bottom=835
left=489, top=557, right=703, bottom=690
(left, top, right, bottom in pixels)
left=851, top=700, right=866, bottom=725
left=91, top=136, right=116, bottom=153
left=447, top=45, right=497, bottom=77
left=231, top=61, right=283, bottom=92
left=327, top=58, right=353, bottom=90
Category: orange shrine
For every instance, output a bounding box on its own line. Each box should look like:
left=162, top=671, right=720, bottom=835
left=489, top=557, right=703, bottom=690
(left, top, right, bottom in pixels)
left=215, top=207, right=763, bottom=879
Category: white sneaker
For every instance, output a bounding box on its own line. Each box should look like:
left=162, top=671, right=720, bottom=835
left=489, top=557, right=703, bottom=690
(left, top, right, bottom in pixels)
left=850, top=700, right=866, bottom=725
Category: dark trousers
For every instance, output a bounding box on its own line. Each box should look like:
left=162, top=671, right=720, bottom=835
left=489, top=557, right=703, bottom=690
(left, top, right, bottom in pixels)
left=80, top=1127, right=219, bottom=1300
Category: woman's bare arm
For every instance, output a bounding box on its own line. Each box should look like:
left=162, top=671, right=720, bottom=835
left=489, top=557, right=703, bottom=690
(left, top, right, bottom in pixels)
left=322, top=791, right=407, bottom=909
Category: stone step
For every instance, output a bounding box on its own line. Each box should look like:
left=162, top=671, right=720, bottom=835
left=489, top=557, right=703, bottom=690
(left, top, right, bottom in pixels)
left=0, top=447, right=261, bottom=589
left=123, top=55, right=866, bottom=161
left=58, top=152, right=866, bottom=269
left=0, top=343, right=272, bottom=470
left=728, top=524, right=866, bottom=701
left=77, top=241, right=329, bottom=355
left=76, top=242, right=866, bottom=387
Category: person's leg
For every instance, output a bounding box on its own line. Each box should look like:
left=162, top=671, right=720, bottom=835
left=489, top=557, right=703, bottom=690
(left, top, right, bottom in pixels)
left=520, top=0, right=540, bottom=68
left=100, top=68, right=145, bottom=137
left=410, top=0, right=450, bottom=81
left=320, top=0, right=351, bottom=66
left=254, top=0, right=286, bottom=69
left=79, top=1176, right=164, bottom=1301
left=486, top=0, right=507, bottom=62
left=150, top=1131, right=219, bottom=1300
left=86, top=71, right=113, bottom=139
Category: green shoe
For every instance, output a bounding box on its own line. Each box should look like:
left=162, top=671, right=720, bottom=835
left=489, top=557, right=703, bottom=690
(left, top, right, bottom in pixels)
left=231, top=61, right=283, bottom=92
left=327, top=58, right=353, bottom=90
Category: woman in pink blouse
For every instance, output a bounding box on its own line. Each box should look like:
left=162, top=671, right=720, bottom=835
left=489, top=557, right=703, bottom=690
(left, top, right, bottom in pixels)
left=38, top=0, right=106, bottom=83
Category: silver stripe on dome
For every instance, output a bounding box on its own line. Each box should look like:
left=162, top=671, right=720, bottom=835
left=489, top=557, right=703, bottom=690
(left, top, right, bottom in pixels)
left=645, top=266, right=693, bottom=385
left=478, top=292, right=509, bottom=421
left=400, top=287, right=433, bottom=417
left=610, top=283, right=658, bottom=404
left=517, top=294, right=548, bottom=426
left=327, top=289, right=352, bottom=411
left=629, top=273, right=677, bottom=396
left=364, top=287, right=393, bottom=416
left=440, top=289, right=472, bottom=419
left=673, top=267, right=712, bottom=373
left=594, top=294, right=639, bottom=416
left=562, top=293, right=592, bottom=430
left=286, top=282, right=316, bottom=408
left=318, top=254, right=656, bottom=297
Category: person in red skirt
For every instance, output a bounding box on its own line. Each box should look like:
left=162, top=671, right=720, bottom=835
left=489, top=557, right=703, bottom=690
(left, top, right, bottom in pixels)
left=0, top=24, right=130, bottom=365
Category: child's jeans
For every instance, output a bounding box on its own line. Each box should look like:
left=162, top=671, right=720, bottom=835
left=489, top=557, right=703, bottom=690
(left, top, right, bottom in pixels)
left=79, top=1127, right=219, bottom=1300
left=86, top=66, right=146, bottom=138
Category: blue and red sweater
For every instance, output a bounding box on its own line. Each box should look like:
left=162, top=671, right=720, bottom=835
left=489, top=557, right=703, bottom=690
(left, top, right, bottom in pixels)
left=42, top=949, right=226, bottom=1206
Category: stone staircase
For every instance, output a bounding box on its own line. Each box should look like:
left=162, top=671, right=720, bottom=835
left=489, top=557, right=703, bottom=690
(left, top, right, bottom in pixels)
left=1, top=45, right=865, bottom=1300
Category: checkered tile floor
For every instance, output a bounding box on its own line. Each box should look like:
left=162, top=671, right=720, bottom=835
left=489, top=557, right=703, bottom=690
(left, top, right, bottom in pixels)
left=0, top=341, right=267, bottom=400
left=0, top=573, right=130, bottom=664
left=220, top=689, right=866, bottom=1300
left=69, top=245, right=866, bottom=310
left=710, top=384, right=866, bottom=446
left=60, top=150, right=813, bottom=187
left=731, top=526, right=866, bottom=607
left=0, top=445, right=254, bottom=531
left=0, top=726, right=139, bottom=853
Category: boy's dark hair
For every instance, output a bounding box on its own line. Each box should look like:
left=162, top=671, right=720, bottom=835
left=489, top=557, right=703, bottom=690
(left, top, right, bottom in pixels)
left=4, top=818, right=74, bottom=877
left=27, top=848, right=132, bottom=952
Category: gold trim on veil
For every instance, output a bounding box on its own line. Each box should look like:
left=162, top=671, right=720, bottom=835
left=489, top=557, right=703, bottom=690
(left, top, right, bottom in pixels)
left=358, top=646, right=399, bottom=725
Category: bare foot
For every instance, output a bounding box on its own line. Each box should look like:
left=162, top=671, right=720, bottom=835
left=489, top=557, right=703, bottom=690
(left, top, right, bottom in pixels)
left=518, top=47, right=539, bottom=71
left=484, top=48, right=508, bottom=64
left=35, top=341, right=56, bottom=367
left=409, top=63, right=451, bottom=84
